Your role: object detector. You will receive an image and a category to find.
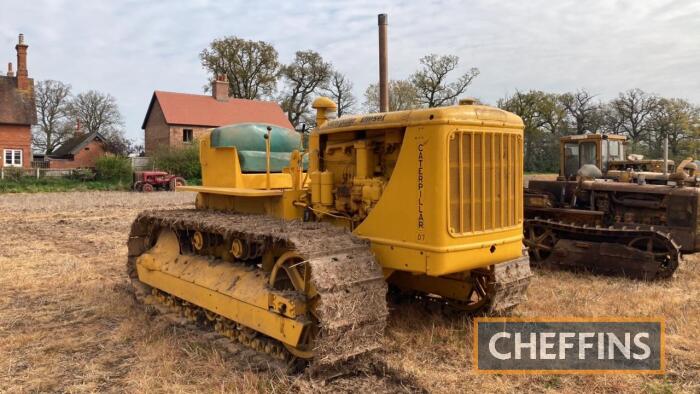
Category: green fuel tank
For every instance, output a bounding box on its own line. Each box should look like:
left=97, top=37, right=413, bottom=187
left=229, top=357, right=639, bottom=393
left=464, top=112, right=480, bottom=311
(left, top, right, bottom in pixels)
left=210, top=123, right=307, bottom=172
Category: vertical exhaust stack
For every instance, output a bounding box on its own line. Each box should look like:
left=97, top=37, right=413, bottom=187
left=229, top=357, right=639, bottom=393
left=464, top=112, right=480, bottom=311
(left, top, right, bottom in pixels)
left=378, top=13, right=389, bottom=113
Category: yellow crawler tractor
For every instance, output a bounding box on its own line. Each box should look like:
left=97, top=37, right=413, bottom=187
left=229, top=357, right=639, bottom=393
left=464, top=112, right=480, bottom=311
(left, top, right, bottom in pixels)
left=127, top=98, right=532, bottom=369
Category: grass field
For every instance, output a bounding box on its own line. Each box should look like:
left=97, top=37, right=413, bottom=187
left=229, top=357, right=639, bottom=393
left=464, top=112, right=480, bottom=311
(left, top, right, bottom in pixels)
left=0, top=177, right=131, bottom=193
left=0, top=177, right=202, bottom=193
left=0, top=191, right=697, bottom=393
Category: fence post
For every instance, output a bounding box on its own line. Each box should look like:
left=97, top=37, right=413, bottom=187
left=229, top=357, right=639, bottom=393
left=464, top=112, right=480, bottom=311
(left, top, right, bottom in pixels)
left=36, top=167, right=40, bottom=179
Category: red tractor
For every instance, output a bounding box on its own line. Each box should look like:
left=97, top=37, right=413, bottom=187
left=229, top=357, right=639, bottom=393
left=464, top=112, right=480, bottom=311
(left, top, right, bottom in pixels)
left=132, top=171, right=186, bottom=192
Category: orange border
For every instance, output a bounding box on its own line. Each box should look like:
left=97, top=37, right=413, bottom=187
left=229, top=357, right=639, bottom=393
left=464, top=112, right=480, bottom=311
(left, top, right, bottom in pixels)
left=472, top=316, right=666, bottom=374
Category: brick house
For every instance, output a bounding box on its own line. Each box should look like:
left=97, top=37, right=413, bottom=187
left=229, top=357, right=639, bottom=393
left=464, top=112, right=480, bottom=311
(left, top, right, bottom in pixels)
left=45, top=132, right=109, bottom=169
left=142, top=75, right=293, bottom=155
left=0, top=34, right=35, bottom=169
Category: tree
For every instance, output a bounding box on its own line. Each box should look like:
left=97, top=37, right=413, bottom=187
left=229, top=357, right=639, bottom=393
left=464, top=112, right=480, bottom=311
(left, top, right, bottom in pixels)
left=599, top=103, right=626, bottom=135
left=410, top=54, right=479, bottom=107
left=33, top=80, right=72, bottom=154
left=68, top=90, right=130, bottom=155
left=279, top=50, right=332, bottom=127
left=200, top=36, right=280, bottom=99
left=537, top=93, right=568, bottom=135
left=322, top=71, right=356, bottom=117
left=559, top=90, right=603, bottom=134
left=102, top=135, right=140, bottom=157
left=607, top=89, right=659, bottom=145
left=363, top=80, right=420, bottom=112
left=648, top=98, right=699, bottom=158
left=68, top=90, right=123, bottom=135
left=497, top=90, right=566, bottom=134
left=498, top=90, right=565, bottom=172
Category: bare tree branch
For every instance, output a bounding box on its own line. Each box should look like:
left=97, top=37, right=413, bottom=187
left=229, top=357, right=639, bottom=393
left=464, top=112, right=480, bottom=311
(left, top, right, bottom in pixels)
left=363, top=80, right=420, bottom=112
left=32, top=80, right=72, bottom=154
left=607, top=88, right=659, bottom=144
left=68, top=90, right=132, bottom=155
left=559, top=90, right=603, bottom=134
left=279, top=50, right=332, bottom=127
left=321, top=71, right=356, bottom=117
left=410, top=54, right=479, bottom=107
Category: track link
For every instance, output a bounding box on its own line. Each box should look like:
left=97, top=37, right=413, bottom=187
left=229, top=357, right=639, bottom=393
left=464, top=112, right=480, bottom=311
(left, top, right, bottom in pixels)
left=524, top=218, right=681, bottom=279
left=131, top=284, right=297, bottom=370
left=485, top=255, right=532, bottom=313
left=127, top=209, right=388, bottom=371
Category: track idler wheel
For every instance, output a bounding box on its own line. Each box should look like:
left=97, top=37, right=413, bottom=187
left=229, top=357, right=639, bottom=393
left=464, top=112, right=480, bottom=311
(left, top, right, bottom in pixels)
left=627, top=235, right=679, bottom=279
left=523, top=223, right=557, bottom=262
left=269, top=251, right=319, bottom=360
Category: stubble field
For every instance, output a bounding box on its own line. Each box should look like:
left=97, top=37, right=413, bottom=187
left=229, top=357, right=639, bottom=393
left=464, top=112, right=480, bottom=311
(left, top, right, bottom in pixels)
left=0, top=191, right=698, bottom=393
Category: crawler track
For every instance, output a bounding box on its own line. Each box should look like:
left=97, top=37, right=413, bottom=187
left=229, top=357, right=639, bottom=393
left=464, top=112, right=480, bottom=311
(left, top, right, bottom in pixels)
left=397, top=256, right=532, bottom=315
left=524, top=218, right=681, bottom=279
left=134, top=286, right=293, bottom=370
left=482, top=256, right=532, bottom=313
left=127, top=209, right=388, bottom=371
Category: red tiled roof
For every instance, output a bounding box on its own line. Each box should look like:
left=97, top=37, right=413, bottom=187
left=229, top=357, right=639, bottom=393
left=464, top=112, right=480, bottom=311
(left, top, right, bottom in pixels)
left=0, top=76, right=36, bottom=125
left=142, top=91, right=293, bottom=130
left=49, top=132, right=105, bottom=157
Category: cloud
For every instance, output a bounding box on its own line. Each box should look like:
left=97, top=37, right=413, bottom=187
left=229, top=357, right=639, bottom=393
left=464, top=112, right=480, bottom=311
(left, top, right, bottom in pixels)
left=1, top=0, right=698, bottom=143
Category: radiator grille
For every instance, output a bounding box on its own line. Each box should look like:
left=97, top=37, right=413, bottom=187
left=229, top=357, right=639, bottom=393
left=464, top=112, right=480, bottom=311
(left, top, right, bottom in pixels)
left=448, top=131, right=523, bottom=234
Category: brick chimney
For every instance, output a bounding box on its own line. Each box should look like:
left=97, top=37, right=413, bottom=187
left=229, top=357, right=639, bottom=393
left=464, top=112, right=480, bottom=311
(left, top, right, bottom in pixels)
left=6, top=62, right=13, bottom=77
left=212, top=74, right=229, bottom=101
left=15, top=33, right=29, bottom=90
left=74, top=119, right=83, bottom=136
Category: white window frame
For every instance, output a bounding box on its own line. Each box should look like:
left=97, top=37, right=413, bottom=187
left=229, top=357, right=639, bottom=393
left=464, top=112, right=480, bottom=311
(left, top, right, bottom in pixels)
left=3, top=149, right=22, bottom=167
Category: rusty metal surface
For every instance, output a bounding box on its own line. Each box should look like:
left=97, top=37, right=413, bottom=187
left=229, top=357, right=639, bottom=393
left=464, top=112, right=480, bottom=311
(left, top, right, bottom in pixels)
left=525, top=207, right=603, bottom=225
left=526, top=179, right=700, bottom=252
left=529, top=179, right=700, bottom=196
left=378, top=14, right=388, bottom=113
left=524, top=218, right=680, bottom=280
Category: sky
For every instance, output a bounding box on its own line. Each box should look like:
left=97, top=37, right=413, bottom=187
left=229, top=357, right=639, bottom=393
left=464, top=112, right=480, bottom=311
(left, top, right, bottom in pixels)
left=1, top=0, right=699, bottom=143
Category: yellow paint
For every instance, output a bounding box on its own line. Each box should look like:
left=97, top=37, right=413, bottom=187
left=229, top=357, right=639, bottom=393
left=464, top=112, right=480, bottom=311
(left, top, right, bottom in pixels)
left=194, top=135, right=299, bottom=190
left=320, top=170, right=334, bottom=206
left=179, top=185, right=283, bottom=197
left=182, top=98, right=526, bottom=291
left=136, top=230, right=306, bottom=346
left=288, top=149, right=303, bottom=190
left=354, top=140, right=371, bottom=179
left=311, top=97, right=337, bottom=128
left=310, top=171, right=321, bottom=204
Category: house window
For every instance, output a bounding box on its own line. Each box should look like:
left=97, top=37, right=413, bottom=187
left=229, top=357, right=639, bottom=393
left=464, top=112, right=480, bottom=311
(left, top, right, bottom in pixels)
left=3, top=149, right=22, bottom=167
left=183, top=129, right=193, bottom=143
